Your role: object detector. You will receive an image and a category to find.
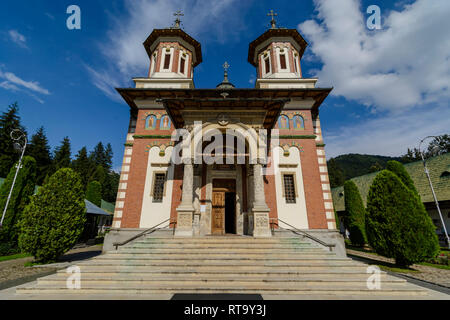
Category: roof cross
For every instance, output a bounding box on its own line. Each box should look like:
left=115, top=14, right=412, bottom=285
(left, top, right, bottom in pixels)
left=223, top=61, right=230, bottom=73
left=173, top=10, right=184, bottom=29
left=267, top=9, right=278, bottom=29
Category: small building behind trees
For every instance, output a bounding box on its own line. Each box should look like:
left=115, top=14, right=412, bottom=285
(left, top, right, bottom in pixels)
left=332, top=153, right=450, bottom=246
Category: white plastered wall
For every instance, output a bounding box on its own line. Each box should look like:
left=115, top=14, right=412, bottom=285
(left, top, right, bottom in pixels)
left=139, top=146, right=174, bottom=228
left=273, top=146, right=309, bottom=229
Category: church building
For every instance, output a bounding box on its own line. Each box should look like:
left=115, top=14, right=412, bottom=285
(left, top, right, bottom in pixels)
left=108, top=13, right=337, bottom=244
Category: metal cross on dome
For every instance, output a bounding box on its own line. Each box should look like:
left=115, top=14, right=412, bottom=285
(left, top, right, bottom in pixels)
left=223, top=61, right=230, bottom=73
left=267, top=9, right=278, bottom=29
left=173, top=10, right=184, bottom=28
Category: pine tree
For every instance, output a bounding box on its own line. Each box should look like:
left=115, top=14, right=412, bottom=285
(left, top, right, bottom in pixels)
left=102, top=171, right=120, bottom=203
left=27, top=127, right=52, bottom=185
left=18, top=168, right=86, bottom=262
left=53, top=137, right=71, bottom=171
left=86, top=181, right=102, bottom=207
left=343, top=180, right=367, bottom=246
left=0, top=156, right=37, bottom=245
left=72, top=147, right=95, bottom=189
left=0, top=103, right=27, bottom=177
left=104, top=143, right=113, bottom=171
left=386, top=160, right=418, bottom=196
left=366, top=170, right=439, bottom=267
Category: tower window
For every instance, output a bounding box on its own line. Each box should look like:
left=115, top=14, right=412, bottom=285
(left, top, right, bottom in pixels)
left=163, top=53, right=171, bottom=70
left=152, top=173, right=166, bottom=203
left=294, top=56, right=298, bottom=73
left=283, top=174, right=296, bottom=204
left=280, top=54, right=287, bottom=69
left=264, top=57, right=271, bottom=74
left=180, top=56, right=186, bottom=74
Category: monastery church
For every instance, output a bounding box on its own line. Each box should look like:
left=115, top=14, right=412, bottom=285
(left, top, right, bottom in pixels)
left=106, top=12, right=339, bottom=246
left=17, top=12, right=436, bottom=298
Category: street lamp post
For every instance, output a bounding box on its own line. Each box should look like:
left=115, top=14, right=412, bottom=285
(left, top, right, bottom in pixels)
left=0, top=129, right=27, bottom=228
left=419, top=136, right=450, bottom=249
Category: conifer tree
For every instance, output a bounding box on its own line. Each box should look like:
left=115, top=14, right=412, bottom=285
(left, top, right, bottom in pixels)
left=386, top=160, right=419, bottom=196
left=27, top=127, right=52, bottom=185
left=0, top=156, right=37, bottom=245
left=53, top=136, right=71, bottom=171
left=343, top=180, right=367, bottom=246
left=366, top=170, right=439, bottom=267
left=18, top=168, right=86, bottom=262
left=0, top=103, right=27, bottom=177
left=86, top=181, right=102, bottom=207
left=72, top=146, right=94, bottom=189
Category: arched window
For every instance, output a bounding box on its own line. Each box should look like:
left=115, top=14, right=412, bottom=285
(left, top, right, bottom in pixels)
left=293, top=115, right=305, bottom=130
left=145, top=115, right=157, bottom=129
left=160, top=115, right=171, bottom=130
left=278, top=115, right=290, bottom=129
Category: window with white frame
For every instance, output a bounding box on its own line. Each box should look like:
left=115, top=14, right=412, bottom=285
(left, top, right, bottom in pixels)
left=179, top=52, right=187, bottom=75
left=279, top=50, right=287, bottom=70
left=263, top=53, right=271, bottom=75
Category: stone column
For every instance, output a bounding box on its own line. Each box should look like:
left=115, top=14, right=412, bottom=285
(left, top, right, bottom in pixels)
left=251, top=161, right=271, bottom=237
left=175, top=159, right=195, bottom=237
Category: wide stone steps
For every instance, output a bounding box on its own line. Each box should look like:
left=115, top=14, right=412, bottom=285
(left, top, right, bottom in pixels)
left=18, top=283, right=427, bottom=296
left=15, top=235, right=429, bottom=297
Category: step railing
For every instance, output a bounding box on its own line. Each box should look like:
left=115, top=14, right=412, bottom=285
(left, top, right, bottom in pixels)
left=113, top=219, right=177, bottom=250
left=270, top=218, right=336, bottom=252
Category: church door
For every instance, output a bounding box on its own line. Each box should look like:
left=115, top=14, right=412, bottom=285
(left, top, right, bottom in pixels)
left=212, top=191, right=225, bottom=235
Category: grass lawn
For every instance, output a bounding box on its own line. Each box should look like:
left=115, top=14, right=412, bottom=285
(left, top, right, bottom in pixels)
left=418, top=262, right=450, bottom=271
left=377, top=264, right=420, bottom=274
left=0, top=253, right=31, bottom=262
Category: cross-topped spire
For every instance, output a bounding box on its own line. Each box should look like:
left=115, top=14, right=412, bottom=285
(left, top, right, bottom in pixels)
left=223, top=61, right=230, bottom=73
left=173, top=10, right=184, bottom=29
left=267, top=9, right=278, bottom=29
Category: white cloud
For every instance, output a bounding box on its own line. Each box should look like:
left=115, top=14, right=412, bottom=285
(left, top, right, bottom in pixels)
left=8, top=30, right=28, bottom=49
left=299, top=0, right=450, bottom=157
left=0, top=70, right=50, bottom=95
left=0, top=69, right=50, bottom=103
left=86, top=0, right=245, bottom=100
left=298, top=0, right=450, bottom=111
left=324, top=105, right=450, bottom=158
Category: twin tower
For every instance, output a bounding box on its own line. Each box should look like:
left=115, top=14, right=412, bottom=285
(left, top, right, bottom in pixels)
left=134, top=13, right=316, bottom=90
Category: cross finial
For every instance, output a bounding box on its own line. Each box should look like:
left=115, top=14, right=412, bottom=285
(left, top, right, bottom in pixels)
left=223, top=61, right=230, bottom=73
left=173, top=10, right=184, bottom=29
left=267, top=9, right=278, bottom=29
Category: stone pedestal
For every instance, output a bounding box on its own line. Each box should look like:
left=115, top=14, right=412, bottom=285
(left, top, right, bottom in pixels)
left=251, top=162, right=272, bottom=237
left=175, top=160, right=195, bottom=237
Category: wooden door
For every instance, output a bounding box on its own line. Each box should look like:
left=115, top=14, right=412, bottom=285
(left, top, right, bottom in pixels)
left=212, top=191, right=225, bottom=235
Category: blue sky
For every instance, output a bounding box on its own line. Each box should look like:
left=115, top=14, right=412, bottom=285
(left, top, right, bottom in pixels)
left=1, top=0, right=449, bottom=171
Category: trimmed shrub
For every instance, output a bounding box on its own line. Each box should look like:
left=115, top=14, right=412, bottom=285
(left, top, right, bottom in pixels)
left=0, top=156, right=37, bottom=245
left=86, top=180, right=102, bottom=207
left=18, top=168, right=86, bottom=262
left=386, top=160, right=419, bottom=196
left=343, top=180, right=367, bottom=246
left=366, top=170, right=439, bottom=267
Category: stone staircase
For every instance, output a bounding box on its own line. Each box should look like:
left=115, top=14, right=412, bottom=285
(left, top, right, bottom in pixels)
left=16, top=235, right=430, bottom=298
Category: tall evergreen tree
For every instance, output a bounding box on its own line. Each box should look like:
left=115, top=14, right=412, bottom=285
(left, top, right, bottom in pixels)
left=0, top=156, right=37, bottom=245
left=0, top=103, right=27, bottom=177
left=27, top=127, right=52, bottom=185
left=366, top=170, right=439, bottom=267
left=104, top=143, right=113, bottom=171
left=72, top=146, right=94, bottom=189
left=343, top=180, right=367, bottom=246
left=53, top=137, right=71, bottom=171
left=386, top=160, right=419, bottom=196
left=86, top=181, right=102, bottom=207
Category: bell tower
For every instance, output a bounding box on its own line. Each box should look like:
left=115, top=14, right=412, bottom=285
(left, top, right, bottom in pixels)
left=134, top=11, right=202, bottom=89
left=248, top=10, right=316, bottom=89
